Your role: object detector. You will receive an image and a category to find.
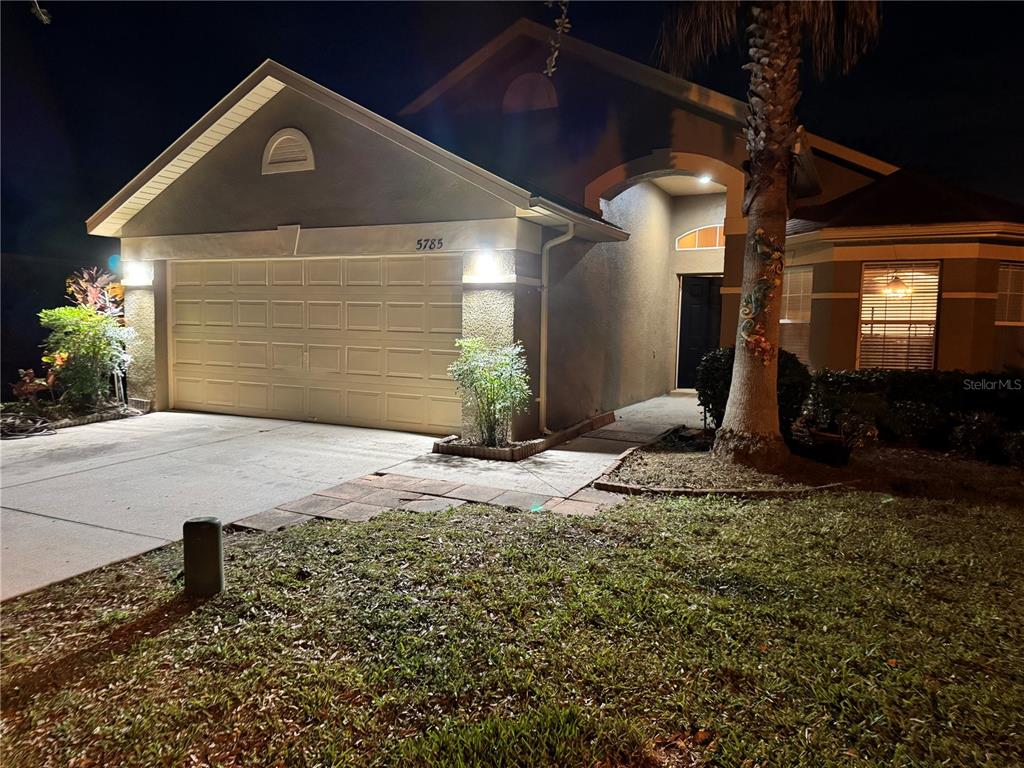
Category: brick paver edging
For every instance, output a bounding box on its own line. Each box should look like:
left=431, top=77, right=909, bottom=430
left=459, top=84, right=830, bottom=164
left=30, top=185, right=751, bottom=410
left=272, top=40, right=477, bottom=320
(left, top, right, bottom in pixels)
left=232, top=472, right=627, bottom=533
left=49, top=408, right=142, bottom=430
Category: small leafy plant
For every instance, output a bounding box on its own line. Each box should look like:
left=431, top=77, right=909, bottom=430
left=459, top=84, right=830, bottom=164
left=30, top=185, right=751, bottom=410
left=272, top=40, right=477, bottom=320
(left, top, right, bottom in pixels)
left=448, top=338, right=531, bottom=447
left=38, top=306, right=135, bottom=409
left=65, top=267, right=124, bottom=317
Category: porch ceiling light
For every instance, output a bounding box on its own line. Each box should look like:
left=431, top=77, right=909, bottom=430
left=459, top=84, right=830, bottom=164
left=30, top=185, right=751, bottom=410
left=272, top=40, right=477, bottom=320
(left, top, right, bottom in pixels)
left=122, top=260, right=154, bottom=287
left=698, top=174, right=712, bottom=185
left=883, top=272, right=911, bottom=298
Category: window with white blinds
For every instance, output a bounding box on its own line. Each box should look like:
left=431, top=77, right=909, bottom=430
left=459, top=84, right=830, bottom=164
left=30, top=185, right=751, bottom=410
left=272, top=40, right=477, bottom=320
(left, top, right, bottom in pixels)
left=779, top=265, right=813, bottom=366
left=858, top=261, right=940, bottom=370
left=996, top=262, right=1024, bottom=325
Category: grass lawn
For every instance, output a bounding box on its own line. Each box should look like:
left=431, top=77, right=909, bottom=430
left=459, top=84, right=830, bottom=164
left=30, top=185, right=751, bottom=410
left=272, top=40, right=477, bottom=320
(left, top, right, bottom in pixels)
left=2, top=492, right=1022, bottom=767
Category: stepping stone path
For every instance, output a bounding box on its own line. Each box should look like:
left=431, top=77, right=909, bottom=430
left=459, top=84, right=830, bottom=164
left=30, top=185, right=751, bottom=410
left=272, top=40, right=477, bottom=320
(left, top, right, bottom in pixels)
left=231, top=473, right=625, bottom=532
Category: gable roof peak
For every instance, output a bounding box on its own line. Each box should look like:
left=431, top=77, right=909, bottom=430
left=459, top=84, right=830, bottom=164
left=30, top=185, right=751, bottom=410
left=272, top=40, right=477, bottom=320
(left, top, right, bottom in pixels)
left=87, top=57, right=624, bottom=242
left=400, top=17, right=898, bottom=179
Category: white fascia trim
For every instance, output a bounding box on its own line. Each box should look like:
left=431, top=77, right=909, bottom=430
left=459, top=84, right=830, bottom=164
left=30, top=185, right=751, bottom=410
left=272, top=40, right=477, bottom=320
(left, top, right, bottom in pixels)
left=88, top=76, right=285, bottom=236
left=787, top=221, right=1024, bottom=247
left=805, top=134, right=899, bottom=176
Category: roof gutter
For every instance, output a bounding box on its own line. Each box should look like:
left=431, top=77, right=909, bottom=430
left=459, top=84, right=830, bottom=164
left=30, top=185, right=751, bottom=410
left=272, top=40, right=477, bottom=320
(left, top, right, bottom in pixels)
left=529, top=196, right=628, bottom=242
left=539, top=222, right=575, bottom=435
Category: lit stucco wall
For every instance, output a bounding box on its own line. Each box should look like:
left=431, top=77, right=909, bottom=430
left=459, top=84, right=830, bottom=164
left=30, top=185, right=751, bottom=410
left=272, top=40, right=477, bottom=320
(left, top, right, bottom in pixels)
left=122, top=88, right=514, bottom=238
left=669, top=193, right=727, bottom=276
left=459, top=248, right=542, bottom=440
left=670, top=193, right=726, bottom=238
left=545, top=181, right=675, bottom=429
left=937, top=257, right=998, bottom=372
left=994, top=327, right=1024, bottom=369
left=123, top=261, right=168, bottom=409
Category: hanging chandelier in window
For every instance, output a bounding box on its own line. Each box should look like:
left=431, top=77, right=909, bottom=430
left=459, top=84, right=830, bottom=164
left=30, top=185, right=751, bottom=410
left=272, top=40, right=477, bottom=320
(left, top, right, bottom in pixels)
left=882, top=270, right=911, bottom=298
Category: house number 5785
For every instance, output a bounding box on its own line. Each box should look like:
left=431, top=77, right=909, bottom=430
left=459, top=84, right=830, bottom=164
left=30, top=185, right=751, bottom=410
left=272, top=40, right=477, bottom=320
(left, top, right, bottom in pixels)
left=415, top=238, right=444, bottom=251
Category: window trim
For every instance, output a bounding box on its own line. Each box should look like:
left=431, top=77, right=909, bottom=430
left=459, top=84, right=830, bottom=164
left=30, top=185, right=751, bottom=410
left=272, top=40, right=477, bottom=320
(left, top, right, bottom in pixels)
left=261, top=128, right=315, bottom=175
left=855, top=260, right=941, bottom=371
left=779, top=265, right=813, bottom=366
left=996, top=261, right=1024, bottom=326
left=675, top=224, right=725, bottom=251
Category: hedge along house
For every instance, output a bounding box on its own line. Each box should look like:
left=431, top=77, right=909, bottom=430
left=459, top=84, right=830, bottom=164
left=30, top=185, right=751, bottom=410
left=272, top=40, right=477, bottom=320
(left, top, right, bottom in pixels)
left=89, top=21, right=1024, bottom=439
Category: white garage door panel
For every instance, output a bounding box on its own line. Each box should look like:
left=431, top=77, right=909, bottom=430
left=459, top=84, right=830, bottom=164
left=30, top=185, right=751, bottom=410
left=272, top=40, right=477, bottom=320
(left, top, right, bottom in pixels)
left=169, top=256, right=462, bottom=434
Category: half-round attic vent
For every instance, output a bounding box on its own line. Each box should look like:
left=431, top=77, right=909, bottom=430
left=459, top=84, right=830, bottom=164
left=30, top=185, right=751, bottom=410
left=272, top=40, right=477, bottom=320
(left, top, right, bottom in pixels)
left=262, top=128, right=315, bottom=175
left=501, top=73, right=558, bottom=114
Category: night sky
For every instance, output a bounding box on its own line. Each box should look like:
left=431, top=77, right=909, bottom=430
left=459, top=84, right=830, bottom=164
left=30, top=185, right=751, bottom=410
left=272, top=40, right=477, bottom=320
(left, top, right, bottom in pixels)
left=3, top=1, right=1023, bottom=386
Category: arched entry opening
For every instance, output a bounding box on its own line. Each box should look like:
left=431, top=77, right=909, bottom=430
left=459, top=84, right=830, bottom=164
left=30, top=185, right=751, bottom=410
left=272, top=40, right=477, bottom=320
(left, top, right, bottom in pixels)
left=584, top=152, right=746, bottom=390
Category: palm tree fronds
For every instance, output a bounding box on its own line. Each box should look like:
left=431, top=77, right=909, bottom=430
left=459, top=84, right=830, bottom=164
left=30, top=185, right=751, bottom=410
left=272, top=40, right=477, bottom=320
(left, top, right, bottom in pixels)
left=797, top=0, right=880, bottom=77
left=658, top=1, right=741, bottom=77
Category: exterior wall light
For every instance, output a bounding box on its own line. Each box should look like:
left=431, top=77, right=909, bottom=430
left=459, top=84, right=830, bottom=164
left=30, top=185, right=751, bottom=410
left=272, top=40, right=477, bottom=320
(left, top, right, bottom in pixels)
left=464, top=248, right=514, bottom=283
left=122, top=260, right=155, bottom=287
left=698, top=174, right=712, bottom=185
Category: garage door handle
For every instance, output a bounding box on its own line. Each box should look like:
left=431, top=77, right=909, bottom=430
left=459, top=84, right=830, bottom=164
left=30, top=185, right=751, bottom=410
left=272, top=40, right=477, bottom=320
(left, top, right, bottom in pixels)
left=303, top=349, right=309, bottom=370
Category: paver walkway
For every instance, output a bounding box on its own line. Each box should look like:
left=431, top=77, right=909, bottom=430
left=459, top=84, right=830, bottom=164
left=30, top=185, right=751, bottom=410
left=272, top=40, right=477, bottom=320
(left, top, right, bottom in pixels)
left=234, top=394, right=701, bottom=531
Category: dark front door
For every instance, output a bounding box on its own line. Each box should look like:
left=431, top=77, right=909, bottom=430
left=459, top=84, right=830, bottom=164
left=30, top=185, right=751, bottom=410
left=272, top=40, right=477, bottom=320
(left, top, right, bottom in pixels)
left=677, top=276, right=723, bottom=388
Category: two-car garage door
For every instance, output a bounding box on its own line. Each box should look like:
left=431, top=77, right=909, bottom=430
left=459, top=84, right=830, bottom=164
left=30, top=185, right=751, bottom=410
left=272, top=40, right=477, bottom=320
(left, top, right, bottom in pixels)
left=169, top=254, right=462, bottom=434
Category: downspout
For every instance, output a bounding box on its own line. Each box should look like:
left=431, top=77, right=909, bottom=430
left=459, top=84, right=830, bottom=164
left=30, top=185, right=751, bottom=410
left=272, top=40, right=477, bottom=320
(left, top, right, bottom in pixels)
left=539, top=222, right=575, bottom=434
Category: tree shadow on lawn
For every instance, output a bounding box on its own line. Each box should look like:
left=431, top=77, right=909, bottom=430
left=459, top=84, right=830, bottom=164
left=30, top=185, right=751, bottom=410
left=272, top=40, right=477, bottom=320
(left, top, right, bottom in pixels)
left=2, top=593, right=207, bottom=718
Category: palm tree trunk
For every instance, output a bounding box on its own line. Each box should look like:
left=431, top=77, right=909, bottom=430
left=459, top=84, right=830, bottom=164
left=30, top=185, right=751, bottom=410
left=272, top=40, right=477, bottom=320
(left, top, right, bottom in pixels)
left=712, top=2, right=801, bottom=470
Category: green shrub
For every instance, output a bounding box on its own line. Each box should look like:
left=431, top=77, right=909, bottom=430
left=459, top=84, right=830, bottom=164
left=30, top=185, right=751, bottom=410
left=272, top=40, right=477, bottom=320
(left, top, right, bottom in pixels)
left=448, top=337, right=531, bottom=447
left=876, top=400, right=954, bottom=450
left=38, top=306, right=135, bottom=409
left=1002, top=431, right=1024, bottom=468
left=810, top=369, right=1023, bottom=432
left=950, top=412, right=1005, bottom=463
left=694, top=346, right=811, bottom=434
left=806, top=368, right=1023, bottom=464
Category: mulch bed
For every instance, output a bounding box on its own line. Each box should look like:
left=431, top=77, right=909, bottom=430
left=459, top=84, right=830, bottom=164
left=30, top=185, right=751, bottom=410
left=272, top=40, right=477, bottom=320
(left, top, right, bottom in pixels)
left=607, top=427, right=1024, bottom=504
left=0, top=403, right=141, bottom=439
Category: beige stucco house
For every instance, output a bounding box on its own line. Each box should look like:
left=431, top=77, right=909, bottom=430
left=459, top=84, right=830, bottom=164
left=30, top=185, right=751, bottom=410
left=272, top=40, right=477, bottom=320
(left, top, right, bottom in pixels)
left=88, top=20, right=1024, bottom=439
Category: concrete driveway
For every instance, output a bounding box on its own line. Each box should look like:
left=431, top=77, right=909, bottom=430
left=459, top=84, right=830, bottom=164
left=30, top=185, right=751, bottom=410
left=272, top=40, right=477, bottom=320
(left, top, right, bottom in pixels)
left=1, top=412, right=434, bottom=599
left=1, top=394, right=702, bottom=600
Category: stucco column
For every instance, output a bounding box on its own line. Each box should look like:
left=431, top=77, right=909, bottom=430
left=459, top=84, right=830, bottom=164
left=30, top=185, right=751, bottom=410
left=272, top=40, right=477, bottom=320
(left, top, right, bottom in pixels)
left=809, top=260, right=860, bottom=370
left=459, top=248, right=540, bottom=441
left=937, top=258, right=998, bottom=372
left=719, top=233, right=745, bottom=346
left=123, top=260, right=168, bottom=410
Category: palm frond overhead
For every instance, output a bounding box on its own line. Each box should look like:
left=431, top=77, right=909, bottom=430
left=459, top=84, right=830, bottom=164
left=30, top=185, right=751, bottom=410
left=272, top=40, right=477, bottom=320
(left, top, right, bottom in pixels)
left=658, top=1, right=879, bottom=80
left=797, top=0, right=880, bottom=77
left=658, top=1, right=740, bottom=77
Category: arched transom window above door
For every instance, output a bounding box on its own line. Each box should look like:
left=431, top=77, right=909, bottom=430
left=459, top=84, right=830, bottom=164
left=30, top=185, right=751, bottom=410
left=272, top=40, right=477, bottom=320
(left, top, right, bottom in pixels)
left=675, top=224, right=725, bottom=250
left=262, top=128, right=315, bottom=175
